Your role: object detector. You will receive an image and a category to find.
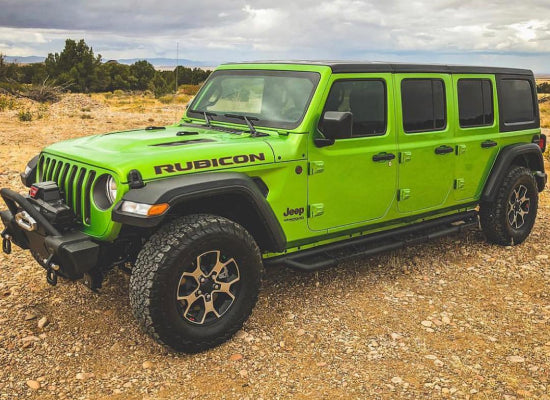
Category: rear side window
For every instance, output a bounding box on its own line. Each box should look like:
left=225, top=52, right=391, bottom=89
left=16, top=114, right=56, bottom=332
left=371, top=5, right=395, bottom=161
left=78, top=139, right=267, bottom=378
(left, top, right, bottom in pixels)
left=323, top=79, right=387, bottom=137
left=401, top=79, right=446, bottom=133
left=457, top=79, right=494, bottom=128
left=500, top=79, right=536, bottom=125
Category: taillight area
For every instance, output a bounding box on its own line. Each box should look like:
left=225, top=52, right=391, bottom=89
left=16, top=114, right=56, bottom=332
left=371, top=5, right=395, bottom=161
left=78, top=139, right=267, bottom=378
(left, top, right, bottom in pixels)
left=533, top=134, right=547, bottom=153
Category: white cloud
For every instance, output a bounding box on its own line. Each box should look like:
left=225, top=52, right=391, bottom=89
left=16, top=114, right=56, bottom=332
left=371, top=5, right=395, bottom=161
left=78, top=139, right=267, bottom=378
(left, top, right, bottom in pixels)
left=0, top=0, right=549, bottom=71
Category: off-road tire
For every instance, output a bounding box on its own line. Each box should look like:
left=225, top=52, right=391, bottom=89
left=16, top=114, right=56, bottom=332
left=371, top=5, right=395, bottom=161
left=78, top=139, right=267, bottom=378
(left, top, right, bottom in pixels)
left=130, top=214, right=262, bottom=353
left=480, top=166, right=538, bottom=245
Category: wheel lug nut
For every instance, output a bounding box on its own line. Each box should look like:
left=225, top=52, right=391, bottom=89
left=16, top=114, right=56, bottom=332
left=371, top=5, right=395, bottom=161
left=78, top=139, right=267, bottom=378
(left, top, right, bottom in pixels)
left=200, top=277, right=205, bottom=283
left=197, top=290, right=202, bottom=295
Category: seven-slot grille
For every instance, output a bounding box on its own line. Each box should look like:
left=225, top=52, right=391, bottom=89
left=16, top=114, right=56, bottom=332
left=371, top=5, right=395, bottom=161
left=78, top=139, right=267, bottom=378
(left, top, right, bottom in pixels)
left=38, top=155, right=97, bottom=225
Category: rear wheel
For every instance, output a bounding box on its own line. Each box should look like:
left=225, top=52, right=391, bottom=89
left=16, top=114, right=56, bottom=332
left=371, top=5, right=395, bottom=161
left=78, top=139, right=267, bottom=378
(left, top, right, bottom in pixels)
left=130, top=214, right=262, bottom=353
left=480, top=166, right=538, bottom=245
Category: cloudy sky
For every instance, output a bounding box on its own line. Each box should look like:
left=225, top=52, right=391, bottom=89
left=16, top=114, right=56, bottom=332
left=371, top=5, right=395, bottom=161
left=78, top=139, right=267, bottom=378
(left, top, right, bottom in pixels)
left=1, top=0, right=549, bottom=72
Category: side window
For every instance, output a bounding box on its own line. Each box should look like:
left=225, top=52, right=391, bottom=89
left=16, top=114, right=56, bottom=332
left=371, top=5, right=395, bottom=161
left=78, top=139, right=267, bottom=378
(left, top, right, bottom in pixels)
left=457, top=79, right=494, bottom=128
left=500, top=79, right=536, bottom=125
left=401, top=79, right=446, bottom=133
left=322, top=79, right=387, bottom=137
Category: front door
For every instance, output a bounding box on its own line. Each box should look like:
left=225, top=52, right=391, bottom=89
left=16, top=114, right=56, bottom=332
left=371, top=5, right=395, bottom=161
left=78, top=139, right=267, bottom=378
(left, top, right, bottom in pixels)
left=307, top=74, right=398, bottom=231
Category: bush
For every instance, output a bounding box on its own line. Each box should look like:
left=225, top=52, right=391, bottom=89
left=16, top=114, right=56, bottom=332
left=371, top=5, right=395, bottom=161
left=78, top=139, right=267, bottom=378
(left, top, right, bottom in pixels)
left=18, top=110, right=33, bottom=122
left=0, top=95, right=15, bottom=111
left=80, top=114, right=93, bottom=119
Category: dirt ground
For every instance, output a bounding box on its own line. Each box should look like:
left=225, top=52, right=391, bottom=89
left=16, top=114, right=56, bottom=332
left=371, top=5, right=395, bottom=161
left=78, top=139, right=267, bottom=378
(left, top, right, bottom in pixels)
left=0, top=94, right=549, bottom=400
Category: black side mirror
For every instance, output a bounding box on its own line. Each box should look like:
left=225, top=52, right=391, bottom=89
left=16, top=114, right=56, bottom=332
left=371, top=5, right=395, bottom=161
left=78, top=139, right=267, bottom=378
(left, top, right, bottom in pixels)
left=321, top=111, right=353, bottom=140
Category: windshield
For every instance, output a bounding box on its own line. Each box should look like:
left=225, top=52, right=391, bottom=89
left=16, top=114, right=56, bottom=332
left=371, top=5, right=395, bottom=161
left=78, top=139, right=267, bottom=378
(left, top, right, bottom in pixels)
left=187, top=70, right=321, bottom=130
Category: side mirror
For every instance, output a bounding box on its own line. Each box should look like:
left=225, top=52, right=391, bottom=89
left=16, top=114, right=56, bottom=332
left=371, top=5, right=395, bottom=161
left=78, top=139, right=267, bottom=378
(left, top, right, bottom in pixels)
left=321, top=111, right=353, bottom=140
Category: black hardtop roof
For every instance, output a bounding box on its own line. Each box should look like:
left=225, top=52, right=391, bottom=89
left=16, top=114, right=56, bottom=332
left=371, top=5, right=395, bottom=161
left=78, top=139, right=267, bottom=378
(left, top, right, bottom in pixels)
left=225, top=60, right=533, bottom=76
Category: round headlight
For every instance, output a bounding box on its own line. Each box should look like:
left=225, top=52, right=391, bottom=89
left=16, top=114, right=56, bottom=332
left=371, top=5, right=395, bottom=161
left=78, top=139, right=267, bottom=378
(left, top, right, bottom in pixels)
left=93, top=174, right=118, bottom=210
left=106, top=175, right=117, bottom=204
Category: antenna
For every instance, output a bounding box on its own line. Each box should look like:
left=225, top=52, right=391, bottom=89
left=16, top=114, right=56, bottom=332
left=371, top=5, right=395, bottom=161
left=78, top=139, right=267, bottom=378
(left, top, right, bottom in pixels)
left=175, top=42, right=179, bottom=94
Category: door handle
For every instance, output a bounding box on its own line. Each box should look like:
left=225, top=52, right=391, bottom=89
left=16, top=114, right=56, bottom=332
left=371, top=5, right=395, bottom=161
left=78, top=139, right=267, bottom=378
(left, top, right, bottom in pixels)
left=435, top=145, right=454, bottom=155
left=372, top=152, right=396, bottom=162
left=481, top=140, right=497, bottom=148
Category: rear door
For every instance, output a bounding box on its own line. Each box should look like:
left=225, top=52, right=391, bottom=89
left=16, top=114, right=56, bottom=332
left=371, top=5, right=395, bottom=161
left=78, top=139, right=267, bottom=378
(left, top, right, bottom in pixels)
left=307, top=74, right=398, bottom=231
left=395, top=74, right=455, bottom=213
left=452, top=75, right=500, bottom=201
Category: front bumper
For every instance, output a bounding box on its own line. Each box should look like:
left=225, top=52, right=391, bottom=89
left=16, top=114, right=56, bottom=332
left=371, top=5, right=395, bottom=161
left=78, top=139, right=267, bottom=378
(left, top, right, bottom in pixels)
left=0, top=188, right=100, bottom=281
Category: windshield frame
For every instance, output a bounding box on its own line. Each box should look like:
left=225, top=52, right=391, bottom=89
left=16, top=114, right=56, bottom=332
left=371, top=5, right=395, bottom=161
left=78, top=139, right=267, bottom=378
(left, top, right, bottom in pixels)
left=186, top=69, right=321, bottom=130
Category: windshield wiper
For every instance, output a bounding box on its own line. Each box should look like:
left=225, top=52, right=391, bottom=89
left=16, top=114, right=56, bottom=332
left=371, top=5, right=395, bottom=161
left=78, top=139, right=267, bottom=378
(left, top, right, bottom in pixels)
left=188, top=109, right=217, bottom=127
left=224, top=114, right=267, bottom=137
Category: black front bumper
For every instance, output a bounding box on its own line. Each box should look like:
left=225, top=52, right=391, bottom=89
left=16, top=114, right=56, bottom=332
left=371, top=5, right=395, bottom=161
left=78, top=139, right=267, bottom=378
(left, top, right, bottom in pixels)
left=0, top=188, right=99, bottom=280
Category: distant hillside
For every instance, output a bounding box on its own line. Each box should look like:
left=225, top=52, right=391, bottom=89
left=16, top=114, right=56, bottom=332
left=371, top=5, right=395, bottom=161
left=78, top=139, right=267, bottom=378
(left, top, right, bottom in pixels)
left=4, top=56, right=46, bottom=64
left=3, top=55, right=216, bottom=68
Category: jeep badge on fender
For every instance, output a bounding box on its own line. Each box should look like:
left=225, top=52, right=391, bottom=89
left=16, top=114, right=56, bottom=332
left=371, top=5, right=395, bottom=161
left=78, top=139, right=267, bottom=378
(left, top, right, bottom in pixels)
left=0, top=61, right=546, bottom=353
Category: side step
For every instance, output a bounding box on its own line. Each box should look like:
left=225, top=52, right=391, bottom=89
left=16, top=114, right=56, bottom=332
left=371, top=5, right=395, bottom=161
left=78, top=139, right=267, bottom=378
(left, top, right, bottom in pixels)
left=264, top=211, right=479, bottom=271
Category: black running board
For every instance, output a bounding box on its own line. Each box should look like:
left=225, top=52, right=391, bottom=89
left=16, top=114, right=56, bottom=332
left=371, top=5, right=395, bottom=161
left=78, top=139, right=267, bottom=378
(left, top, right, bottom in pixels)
left=264, top=211, right=479, bottom=271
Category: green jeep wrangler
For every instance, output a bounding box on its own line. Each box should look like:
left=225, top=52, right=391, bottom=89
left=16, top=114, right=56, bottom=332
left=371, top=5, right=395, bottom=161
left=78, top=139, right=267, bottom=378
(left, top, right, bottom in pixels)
left=1, top=62, right=546, bottom=352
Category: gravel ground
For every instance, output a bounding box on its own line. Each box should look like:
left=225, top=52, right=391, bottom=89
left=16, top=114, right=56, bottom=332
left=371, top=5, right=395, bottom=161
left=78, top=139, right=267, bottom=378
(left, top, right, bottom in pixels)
left=0, top=95, right=549, bottom=399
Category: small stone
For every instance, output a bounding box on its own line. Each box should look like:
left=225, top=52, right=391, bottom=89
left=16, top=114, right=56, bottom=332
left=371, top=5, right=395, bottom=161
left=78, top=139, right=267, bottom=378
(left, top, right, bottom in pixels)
left=239, top=369, right=248, bottom=378
left=391, top=377, right=403, bottom=385
left=75, top=372, right=94, bottom=380
left=142, top=361, right=153, bottom=369
left=123, top=382, right=132, bottom=388
left=441, top=316, right=451, bottom=324
left=390, top=332, right=402, bottom=340
left=425, top=355, right=437, bottom=360
left=421, top=320, right=433, bottom=327
left=26, top=380, right=40, bottom=390
left=506, top=355, right=525, bottom=363
left=37, top=317, right=49, bottom=329
left=535, top=254, right=548, bottom=260
left=487, top=336, right=498, bottom=342
left=24, top=312, right=37, bottom=321
left=425, top=328, right=435, bottom=333
left=234, top=330, right=247, bottom=339
left=296, top=329, right=306, bottom=336
left=470, top=388, right=478, bottom=394
left=316, top=362, right=327, bottom=367
left=229, top=353, right=243, bottom=361
left=21, top=335, right=40, bottom=343
left=434, top=359, right=444, bottom=367
left=279, top=341, right=285, bottom=348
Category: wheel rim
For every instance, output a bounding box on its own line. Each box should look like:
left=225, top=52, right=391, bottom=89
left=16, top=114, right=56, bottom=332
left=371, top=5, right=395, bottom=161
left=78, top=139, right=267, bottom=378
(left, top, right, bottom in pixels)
left=176, top=250, right=240, bottom=325
left=507, top=184, right=530, bottom=229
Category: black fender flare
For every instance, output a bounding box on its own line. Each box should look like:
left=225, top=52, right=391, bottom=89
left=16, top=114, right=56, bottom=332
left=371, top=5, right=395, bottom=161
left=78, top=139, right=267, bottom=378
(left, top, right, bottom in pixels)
left=112, top=172, right=286, bottom=252
left=482, top=143, right=546, bottom=203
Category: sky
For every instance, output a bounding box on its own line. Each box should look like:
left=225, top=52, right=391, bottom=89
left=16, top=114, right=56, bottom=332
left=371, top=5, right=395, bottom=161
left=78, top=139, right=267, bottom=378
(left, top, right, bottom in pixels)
left=0, top=0, right=549, bottom=72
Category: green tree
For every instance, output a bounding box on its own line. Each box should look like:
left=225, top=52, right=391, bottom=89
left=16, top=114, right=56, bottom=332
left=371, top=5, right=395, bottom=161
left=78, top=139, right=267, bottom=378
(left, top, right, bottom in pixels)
left=130, top=60, right=155, bottom=91
left=45, top=39, right=102, bottom=91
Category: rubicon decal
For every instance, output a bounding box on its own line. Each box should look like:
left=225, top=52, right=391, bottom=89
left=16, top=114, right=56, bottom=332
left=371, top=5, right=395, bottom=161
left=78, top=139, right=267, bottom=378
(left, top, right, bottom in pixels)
left=154, top=153, right=266, bottom=175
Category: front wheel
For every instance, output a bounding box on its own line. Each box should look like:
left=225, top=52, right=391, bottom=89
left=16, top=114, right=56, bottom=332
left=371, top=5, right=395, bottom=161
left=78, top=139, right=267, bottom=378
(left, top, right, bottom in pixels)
left=480, top=166, right=539, bottom=245
left=130, top=214, right=262, bottom=353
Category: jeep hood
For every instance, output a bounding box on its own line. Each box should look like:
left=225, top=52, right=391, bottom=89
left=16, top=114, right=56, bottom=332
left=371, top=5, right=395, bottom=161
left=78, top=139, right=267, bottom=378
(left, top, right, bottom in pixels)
left=42, top=125, right=276, bottom=181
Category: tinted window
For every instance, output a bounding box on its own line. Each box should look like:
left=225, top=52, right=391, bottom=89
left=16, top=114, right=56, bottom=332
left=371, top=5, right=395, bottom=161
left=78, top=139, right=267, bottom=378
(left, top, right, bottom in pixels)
left=458, top=79, right=494, bottom=127
left=500, top=79, right=535, bottom=124
left=401, top=79, right=446, bottom=133
left=323, top=79, right=386, bottom=137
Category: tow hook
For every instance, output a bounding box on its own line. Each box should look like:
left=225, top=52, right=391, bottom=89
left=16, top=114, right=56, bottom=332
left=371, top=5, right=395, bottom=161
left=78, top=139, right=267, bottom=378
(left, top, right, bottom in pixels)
left=1, top=230, right=11, bottom=255
left=44, top=255, right=59, bottom=286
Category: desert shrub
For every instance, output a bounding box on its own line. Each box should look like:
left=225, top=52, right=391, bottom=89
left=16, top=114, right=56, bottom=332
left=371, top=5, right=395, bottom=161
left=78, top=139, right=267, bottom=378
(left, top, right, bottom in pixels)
left=81, top=107, right=91, bottom=112
left=0, top=95, right=16, bottom=111
left=80, top=114, right=93, bottom=119
left=180, top=84, right=201, bottom=95
left=158, top=94, right=175, bottom=104
left=113, top=89, right=125, bottom=97
left=18, top=110, right=33, bottom=122
left=36, top=103, right=49, bottom=119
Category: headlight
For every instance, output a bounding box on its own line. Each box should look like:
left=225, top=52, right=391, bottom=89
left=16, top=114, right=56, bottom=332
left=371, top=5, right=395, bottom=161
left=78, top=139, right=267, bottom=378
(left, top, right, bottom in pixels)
left=20, top=155, right=39, bottom=188
left=93, top=174, right=118, bottom=210
left=106, top=175, right=117, bottom=204
left=120, top=201, right=169, bottom=216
